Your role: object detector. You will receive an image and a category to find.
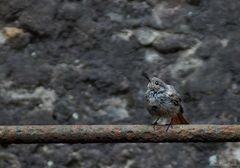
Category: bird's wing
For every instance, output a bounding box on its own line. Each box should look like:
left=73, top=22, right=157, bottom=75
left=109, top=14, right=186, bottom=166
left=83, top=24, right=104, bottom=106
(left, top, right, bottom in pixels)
left=167, top=85, right=184, bottom=112
left=170, top=93, right=182, bottom=104
left=167, top=85, right=182, bottom=102
left=179, top=104, right=184, bottom=113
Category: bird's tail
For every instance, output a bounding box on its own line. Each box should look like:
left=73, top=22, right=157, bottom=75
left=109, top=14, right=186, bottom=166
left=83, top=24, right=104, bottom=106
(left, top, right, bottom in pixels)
left=171, top=113, right=189, bottom=124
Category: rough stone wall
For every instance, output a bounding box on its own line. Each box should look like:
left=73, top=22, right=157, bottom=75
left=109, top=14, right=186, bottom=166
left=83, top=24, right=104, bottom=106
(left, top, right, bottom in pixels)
left=0, top=0, right=240, bottom=167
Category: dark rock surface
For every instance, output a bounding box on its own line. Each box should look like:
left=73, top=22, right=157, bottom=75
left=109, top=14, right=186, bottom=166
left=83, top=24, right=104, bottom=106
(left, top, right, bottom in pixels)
left=0, top=0, right=240, bottom=167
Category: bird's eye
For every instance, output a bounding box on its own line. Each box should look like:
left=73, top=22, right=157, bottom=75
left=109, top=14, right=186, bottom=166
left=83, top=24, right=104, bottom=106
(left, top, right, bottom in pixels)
left=155, top=81, right=159, bottom=85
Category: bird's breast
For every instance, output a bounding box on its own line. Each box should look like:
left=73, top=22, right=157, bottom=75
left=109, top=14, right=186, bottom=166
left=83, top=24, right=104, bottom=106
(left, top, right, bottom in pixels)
left=145, top=90, right=180, bottom=117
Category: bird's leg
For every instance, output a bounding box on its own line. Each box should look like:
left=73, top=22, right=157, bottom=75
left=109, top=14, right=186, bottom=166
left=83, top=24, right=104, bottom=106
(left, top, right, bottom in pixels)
left=152, top=116, right=160, bottom=130
left=152, top=116, right=160, bottom=125
left=165, top=118, right=173, bottom=132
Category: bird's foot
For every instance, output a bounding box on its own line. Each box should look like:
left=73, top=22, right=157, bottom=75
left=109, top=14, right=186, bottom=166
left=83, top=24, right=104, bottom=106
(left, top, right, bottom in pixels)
left=165, top=123, right=173, bottom=132
left=151, top=121, right=158, bottom=130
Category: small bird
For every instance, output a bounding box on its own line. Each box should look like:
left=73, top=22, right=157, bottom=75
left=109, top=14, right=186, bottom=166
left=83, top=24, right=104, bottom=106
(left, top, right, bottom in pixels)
left=142, top=72, right=189, bottom=131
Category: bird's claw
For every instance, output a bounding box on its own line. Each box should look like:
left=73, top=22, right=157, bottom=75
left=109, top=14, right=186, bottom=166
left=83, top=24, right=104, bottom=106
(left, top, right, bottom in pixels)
left=151, top=121, right=158, bottom=130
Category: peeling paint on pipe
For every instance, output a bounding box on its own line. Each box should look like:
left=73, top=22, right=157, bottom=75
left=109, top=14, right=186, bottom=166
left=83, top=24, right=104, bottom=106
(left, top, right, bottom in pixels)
left=0, top=125, right=240, bottom=144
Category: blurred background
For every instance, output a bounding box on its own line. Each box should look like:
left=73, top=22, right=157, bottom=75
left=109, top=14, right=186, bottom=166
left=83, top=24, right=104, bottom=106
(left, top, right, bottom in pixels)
left=0, top=0, right=240, bottom=167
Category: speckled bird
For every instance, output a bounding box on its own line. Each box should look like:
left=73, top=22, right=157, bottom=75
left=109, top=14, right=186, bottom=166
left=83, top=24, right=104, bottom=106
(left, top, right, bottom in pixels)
left=142, top=72, right=189, bottom=130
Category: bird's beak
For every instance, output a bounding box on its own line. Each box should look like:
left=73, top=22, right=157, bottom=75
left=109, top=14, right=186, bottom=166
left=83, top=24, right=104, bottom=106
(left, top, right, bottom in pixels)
left=142, top=72, right=151, bottom=82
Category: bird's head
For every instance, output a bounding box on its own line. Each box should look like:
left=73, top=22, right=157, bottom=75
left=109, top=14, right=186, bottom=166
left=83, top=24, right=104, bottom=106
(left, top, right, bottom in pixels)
left=142, top=72, right=166, bottom=92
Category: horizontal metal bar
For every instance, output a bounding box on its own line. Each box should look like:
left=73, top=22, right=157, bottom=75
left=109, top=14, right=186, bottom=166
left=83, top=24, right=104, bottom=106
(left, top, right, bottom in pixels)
left=0, top=125, right=239, bottom=144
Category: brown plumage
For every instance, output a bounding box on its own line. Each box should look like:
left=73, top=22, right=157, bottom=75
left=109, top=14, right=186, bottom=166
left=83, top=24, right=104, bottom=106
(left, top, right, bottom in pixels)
left=171, top=113, right=189, bottom=125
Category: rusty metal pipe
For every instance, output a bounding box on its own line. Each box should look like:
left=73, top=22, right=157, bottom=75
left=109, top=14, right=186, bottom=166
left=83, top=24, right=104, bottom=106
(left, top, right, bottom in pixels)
left=0, top=125, right=240, bottom=144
